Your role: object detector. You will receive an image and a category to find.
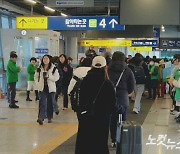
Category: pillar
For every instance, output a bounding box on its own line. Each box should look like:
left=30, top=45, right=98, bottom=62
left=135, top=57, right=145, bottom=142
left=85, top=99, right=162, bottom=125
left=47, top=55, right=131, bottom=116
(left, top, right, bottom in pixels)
left=59, top=39, right=65, bottom=55
left=65, top=37, right=78, bottom=65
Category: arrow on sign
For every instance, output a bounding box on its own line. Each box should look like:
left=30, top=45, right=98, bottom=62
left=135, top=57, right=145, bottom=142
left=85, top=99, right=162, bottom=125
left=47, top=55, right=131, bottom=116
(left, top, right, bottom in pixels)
left=109, top=19, right=118, bottom=28
left=19, top=19, right=27, bottom=27
left=153, top=42, right=157, bottom=45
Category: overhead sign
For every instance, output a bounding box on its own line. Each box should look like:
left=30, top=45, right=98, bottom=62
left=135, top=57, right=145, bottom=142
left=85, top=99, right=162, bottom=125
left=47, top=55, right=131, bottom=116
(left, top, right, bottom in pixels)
left=132, top=40, right=158, bottom=47
left=99, top=48, right=106, bottom=53
left=130, top=47, right=152, bottom=52
left=159, top=38, right=180, bottom=49
left=35, top=48, right=49, bottom=54
left=47, top=0, right=94, bottom=7
left=81, top=40, right=131, bottom=47
left=16, top=17, right=47, bottom=29
left=48, top=16, right=125, bottom=30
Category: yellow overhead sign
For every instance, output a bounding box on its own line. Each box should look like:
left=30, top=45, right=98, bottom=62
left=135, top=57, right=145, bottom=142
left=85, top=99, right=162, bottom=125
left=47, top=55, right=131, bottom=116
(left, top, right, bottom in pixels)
left=130, top=47, right=152, bottom=52
left=16, top=16, right=48, bottom=29
left=81, top=40, right=132, bottom=47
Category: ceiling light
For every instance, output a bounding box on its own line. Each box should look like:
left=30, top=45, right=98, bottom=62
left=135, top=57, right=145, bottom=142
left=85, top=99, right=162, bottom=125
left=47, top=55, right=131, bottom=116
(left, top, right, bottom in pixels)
left=161, top=25, right=165, bottom=29
left=25, top=0, right=37, bottom=4
left=162, top=29, right=165, bottom=32
left=44, top=6, right=55, bottom=12
left=61, top=12, right=68, bottom=16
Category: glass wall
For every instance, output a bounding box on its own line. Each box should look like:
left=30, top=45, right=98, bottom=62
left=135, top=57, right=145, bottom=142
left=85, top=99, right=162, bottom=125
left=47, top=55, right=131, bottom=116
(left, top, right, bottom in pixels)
left=1, top=15, right=9, bottom=29
left=0, top=12, right=16, bottom=93
left=12, top=18, right=16, bottom=29
left=0, top=14, right=16, bottom=29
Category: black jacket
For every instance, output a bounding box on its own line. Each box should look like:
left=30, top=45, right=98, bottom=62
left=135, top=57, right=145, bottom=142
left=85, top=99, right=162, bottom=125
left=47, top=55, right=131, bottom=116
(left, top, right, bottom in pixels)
left=108, top=61, right=135, bottom=106
left=80, top=69, right=116, bottom=115
left=57, top=62, right=73, bottom=87
left=76, top=69, right=116, bottom=154
left=85, top=49, right=97, bottom=59
left=128, top=57, right=149, bottom=84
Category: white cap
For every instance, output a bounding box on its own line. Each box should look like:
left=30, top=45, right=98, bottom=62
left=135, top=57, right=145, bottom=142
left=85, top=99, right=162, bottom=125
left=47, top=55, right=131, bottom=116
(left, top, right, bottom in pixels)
left=92, top=56, right=106, bottom=68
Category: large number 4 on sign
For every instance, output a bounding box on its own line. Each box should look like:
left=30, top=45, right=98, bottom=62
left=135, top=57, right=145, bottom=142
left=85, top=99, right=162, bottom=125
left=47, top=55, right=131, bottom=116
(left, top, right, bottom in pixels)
left=99, top=19, right=106, bottom=28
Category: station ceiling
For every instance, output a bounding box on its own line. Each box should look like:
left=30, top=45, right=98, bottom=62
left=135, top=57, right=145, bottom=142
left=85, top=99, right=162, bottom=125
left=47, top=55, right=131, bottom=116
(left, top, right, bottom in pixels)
left=4, top=0, right=120, bottom=16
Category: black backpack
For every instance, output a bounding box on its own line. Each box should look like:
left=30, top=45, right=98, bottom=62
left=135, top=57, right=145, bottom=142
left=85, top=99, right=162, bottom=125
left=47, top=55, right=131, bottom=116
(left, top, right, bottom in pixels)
left=131, top=62, right=145, bottom=83
left=70, top=76, right=83, bottom=112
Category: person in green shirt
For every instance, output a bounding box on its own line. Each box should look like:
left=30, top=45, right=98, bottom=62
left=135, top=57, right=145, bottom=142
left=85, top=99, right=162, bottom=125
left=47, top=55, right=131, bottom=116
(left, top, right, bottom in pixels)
left=26, top=57, right=38, bottom=101
left=148, top=59, right=159, bottom=100
left=6, top=53, right=21, bottom=108
left=169, top=56, right=180, bottom=122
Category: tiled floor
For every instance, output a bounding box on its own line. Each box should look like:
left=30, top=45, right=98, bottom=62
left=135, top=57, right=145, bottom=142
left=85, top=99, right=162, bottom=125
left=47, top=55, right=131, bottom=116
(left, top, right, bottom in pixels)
left=142, top=96, right=180, bottom=154
left=0, top=92, right=179, bottom=154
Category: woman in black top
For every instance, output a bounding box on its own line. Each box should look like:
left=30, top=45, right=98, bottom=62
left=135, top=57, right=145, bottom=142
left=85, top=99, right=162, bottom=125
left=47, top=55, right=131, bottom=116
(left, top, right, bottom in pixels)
left=75, top=56, right=116, bottom=154
left=55, top=54, right=73, bottom=110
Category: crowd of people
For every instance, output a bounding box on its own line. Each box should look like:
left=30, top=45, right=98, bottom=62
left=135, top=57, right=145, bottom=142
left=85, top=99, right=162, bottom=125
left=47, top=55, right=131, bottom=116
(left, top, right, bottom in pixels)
left=5, top=46, right=180, bottom=154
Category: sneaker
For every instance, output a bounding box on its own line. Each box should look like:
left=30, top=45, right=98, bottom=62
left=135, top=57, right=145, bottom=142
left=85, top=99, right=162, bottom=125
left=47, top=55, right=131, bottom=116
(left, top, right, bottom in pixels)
left=133, top=108, right=139, bottom=114
left=35, top=98, right=39, bottom=101
left=48, top=119, right=52, bottom=123
left=37, top=119, right=43, bottom=125
left=62, top=107, right=67, bottom=110
left=26, top=98, right=32, bottom=101
left=170, top=105, right=175, bottom=112
left=55, top=110, right=59, bottom=115
left=9, top=104, right=19, bottom=109
left=111, top=142, right=116, bottom=148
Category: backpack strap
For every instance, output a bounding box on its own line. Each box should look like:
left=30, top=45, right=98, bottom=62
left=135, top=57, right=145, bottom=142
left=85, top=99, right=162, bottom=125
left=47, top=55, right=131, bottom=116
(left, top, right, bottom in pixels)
left=115, top=69, right=125, bottom=88
left=73, top=75, right=82, bottom=81
left=52, top=67, right=57, bottom=75
left=36, top=67, right=41, bottom=82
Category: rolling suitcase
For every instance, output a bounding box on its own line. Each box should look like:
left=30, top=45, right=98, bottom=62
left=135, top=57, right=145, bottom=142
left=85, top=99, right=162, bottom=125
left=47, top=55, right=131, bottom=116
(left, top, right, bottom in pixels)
left=116, top=115, right=142, bottom=154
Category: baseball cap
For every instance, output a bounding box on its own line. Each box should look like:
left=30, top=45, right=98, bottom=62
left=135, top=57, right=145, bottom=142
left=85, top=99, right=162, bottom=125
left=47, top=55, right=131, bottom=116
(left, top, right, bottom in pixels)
left=92, top=56, right=106, bottom=68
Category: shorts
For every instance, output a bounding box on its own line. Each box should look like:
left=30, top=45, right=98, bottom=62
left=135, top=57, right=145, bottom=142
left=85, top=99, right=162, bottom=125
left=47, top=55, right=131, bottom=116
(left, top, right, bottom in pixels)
left=176, top=100, right=180, bottom=107
left=27, top=81, right=37, bottom=91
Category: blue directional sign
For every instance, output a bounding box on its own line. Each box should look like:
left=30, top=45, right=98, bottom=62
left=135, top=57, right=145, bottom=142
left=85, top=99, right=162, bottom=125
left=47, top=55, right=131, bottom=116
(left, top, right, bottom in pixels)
left=35, top=48, right=49, bottom=54
left=132, top=40, right=158, bottom=47
left=153, top=28, right=160, bottom=38
left=48, top=16, right=125, bottom=30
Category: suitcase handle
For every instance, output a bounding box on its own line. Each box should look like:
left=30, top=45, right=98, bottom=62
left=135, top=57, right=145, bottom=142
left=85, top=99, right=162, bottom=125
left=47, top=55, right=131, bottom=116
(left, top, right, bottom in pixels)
left=118, top=114, right=123, bottom=125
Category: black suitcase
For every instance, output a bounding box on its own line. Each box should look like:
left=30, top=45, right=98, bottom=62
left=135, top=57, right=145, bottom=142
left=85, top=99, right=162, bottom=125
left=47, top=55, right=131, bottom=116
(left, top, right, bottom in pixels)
left=116, top=115, right=142, bottom=154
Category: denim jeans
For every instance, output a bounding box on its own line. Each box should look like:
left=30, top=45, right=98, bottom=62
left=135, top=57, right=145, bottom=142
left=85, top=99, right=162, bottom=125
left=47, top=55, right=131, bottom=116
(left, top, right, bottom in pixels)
left=134, top=84, right=145, bottom=112
left=38, top=91, right=54, bottom=120
left=51, top=92, right=59, bottom=112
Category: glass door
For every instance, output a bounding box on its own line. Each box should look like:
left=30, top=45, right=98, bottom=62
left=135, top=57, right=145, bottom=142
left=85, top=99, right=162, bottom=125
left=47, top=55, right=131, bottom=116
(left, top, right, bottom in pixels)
left=14, top=38, right=33, bottom=89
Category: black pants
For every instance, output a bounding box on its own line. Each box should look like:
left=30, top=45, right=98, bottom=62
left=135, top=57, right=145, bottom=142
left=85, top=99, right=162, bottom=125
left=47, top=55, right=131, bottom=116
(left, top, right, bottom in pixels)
left=148, top=79, right=158, bottom=99
left=55, top=85, right=68, bottom=108
left=110, top=105, right=127, bottom=142
left=7, top=82, right=16, bottom=105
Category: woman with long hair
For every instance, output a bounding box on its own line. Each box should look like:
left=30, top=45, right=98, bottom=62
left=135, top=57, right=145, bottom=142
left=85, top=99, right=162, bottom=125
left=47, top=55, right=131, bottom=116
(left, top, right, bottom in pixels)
left=34, top=55, right=59, bottom=125
left=56, top=54, right=73, bottom=110
left=75, top=56, right=116, bottom=154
